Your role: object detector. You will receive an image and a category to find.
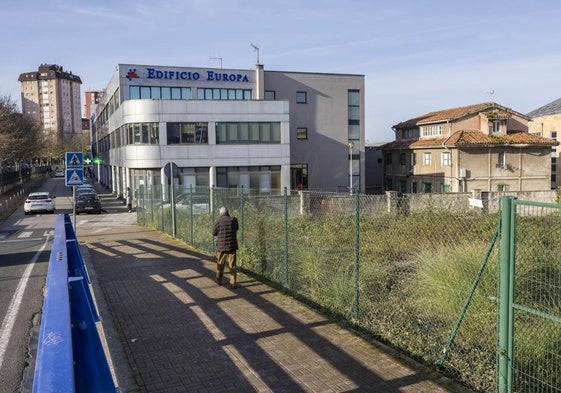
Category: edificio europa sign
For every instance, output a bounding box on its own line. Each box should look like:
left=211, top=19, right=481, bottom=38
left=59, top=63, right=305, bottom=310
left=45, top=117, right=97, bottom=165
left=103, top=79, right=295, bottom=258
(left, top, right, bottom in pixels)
left=126, top=67, right=250, bottom=83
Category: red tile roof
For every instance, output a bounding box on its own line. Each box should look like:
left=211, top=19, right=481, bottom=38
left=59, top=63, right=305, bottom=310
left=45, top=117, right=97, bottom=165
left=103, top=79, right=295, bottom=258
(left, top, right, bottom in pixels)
left=382, top=130, right=558, bottom=149
left=393, top=102, right=530, bottom=129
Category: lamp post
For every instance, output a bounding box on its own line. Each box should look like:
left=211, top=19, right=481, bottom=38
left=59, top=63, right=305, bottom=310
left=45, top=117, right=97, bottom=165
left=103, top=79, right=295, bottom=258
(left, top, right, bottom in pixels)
left=348, top=141, right=355, bottom=194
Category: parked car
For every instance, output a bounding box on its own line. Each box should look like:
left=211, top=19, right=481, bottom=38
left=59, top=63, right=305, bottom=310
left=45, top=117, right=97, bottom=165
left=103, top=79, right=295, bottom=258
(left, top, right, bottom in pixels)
left=54, top=169, right=65, bottom=178
left=24, top=192, right=56, bottom=214
left=75, top=192, right=102, bottom=214
left=76, top=185, right=96, bottom=195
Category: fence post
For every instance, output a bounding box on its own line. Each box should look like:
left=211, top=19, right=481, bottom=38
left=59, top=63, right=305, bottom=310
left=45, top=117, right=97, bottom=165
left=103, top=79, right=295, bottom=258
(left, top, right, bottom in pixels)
left=352, top=191, right=360, bottom=320
left=240, top=188, right=245, bottom=245
left=498, top=196, right=514, bottom=393
left=283, top=187, right=289, bottom=286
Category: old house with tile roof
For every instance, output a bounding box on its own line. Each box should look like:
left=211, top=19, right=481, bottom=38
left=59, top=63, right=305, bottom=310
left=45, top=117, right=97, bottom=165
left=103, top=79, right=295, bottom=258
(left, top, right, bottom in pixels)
left=382, top=102, right=557, bottom=193
left=527, top=97, right=561, bottom=189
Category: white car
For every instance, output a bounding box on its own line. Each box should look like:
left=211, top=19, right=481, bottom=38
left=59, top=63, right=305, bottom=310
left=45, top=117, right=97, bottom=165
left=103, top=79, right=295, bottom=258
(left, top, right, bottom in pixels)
left=24, top=192, right=56, bottom=214
left=54, top=169, right=65, bottom=177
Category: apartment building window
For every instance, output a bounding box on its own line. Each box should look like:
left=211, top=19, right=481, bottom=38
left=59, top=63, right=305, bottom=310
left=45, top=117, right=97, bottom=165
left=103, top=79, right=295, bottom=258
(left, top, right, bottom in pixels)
left=423, top=152, right=431, bottom=166
left=441, top=151, right=451, bottom=166
left=296, top=127, right=308, bottom=140
left=296, top=91, right=307, bottom=103
left=498, top=151, right=506, bottom=169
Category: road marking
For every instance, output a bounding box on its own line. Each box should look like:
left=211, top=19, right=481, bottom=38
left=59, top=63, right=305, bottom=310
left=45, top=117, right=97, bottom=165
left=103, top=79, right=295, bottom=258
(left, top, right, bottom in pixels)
left=0, top=237, right=49, bottom=370
left=17, top=231, right=33, bottom=239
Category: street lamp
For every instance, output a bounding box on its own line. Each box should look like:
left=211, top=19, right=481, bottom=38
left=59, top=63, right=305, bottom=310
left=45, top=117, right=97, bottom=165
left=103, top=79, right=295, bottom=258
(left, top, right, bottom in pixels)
left=348, top=141, right=355, bottom=194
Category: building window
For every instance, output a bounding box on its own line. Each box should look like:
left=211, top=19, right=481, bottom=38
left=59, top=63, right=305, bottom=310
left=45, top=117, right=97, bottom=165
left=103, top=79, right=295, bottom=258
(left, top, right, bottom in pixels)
left=490, top=120, right=505, bottom=133
left=216, top=122, right=281, bottom=144
left=411, top=181, right=417, bottom=193
left=197, top=88, right=251, bottom=100
left=420, top=124, right=443, bottom=137
left=129, top=85, right=191, bottom=100
left=399, top=152, right=406, bottom=165
left=498, top=184, right=508, bottom=192
left=216, top=166, right=281, bottom=192
left=125, top=122, right=159, bottom=144
left=441, top=151, right=451, bottom=166
left=551, top=131, right=557, bottom=140
left=385, top=152, right=393, bottom=165
left=498, top=151, right=506, bottom=169
left=399, top=180, right=407, bottom=193
left=412, top=152, right=416, bottom=166
left=386, top=178, right=393, bottom=191
left=423, top=182, right=432, bottom=193
left=440, top=183, right=451, bottom=193
left=423, top=152, right=431, bottom=166
left=296, top=91, right=307, bottom=104
left=167, top=123, right=208, bottom=144
left=264, top=90, right=276, bottom=100
left=291, top=164, right=308, bottom=190
left=296, top=127, right=308, bottom=140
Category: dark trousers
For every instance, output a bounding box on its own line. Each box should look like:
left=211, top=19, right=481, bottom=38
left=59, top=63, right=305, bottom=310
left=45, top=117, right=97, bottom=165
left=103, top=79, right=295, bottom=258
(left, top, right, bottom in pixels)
left=216, top=251, right=237, bottom=285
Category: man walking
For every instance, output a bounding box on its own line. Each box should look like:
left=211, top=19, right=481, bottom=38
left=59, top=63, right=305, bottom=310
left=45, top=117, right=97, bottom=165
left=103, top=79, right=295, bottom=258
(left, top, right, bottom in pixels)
left=213, top=207, right=239, bottom=289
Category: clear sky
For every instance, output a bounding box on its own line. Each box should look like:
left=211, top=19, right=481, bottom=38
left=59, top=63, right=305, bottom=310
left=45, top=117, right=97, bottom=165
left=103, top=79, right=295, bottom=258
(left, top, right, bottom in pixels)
left=2, top=0, right=561, bottom=143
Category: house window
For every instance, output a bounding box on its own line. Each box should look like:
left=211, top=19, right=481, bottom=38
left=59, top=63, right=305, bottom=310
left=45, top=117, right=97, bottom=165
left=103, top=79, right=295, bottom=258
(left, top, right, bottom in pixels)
left=296, top=127, right=308, bottom=140
left=386, top=178, right=393, bottom=190
left=423, top=152, right=431, bottom=166
left=399, top=152, right=406, bottom=165
left=440, top=183, right=451, bottom=193
left=551, top=131, right=557, bottom=140
left=296, top=91, right=307, bottom=104
left=441, top=151, right=451, bottom=166
left=412, top=152, right=416, bottom=166
left=399, top=180, right=407, bottom=193
left=423, top=182, right=432, bottom=193
left=385, top=152, right=393, bottom=165
left=490, top=120, right=505, bottom=133
left=411, top=182, right=417, bottom=193
left=420, top=124, right=443, bottom=137
left=498, top=151, right=506, bottom=169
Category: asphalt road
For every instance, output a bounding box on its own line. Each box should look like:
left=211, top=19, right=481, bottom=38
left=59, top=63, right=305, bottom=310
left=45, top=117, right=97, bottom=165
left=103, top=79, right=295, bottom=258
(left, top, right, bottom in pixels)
left=0, top=176, right=81, bottom=393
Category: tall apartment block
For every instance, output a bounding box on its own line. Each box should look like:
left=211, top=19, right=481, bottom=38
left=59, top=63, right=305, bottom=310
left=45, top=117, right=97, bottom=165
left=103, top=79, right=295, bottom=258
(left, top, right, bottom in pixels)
left=18, top=64, right=82, bottom=140
left=84, top=90, right=104, bottom=120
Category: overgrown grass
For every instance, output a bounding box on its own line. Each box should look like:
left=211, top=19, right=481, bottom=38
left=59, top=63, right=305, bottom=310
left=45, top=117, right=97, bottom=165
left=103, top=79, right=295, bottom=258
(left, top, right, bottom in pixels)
left=139, top=195, right=560, bottom=393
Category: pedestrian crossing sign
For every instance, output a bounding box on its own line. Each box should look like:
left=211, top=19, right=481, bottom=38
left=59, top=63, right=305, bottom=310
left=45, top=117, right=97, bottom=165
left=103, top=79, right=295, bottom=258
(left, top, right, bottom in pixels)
left=66, top=151, right=83, bottom=168
left=66, top=169, right=84, bottom=186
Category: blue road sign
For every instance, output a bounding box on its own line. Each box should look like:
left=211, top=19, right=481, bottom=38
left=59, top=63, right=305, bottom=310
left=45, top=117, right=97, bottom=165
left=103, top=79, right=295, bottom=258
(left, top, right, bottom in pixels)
left=66, top=151, right=83, bottom=168
left=66, top=168, right=84, bottom=186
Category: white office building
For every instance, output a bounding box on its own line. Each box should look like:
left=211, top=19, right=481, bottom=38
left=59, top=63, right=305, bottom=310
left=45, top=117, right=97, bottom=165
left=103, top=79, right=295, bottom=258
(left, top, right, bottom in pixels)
left=92, top=63, right=364, bottom=196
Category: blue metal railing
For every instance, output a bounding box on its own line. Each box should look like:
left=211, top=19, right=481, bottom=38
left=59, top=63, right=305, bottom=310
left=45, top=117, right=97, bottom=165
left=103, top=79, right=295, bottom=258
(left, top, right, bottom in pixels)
left=32, top=214, right=117, bottom=393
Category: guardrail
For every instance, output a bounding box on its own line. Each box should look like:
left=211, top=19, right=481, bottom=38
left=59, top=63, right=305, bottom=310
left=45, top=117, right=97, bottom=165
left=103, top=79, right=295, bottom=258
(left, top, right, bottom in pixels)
left=32, top=213, right=117, bottom=393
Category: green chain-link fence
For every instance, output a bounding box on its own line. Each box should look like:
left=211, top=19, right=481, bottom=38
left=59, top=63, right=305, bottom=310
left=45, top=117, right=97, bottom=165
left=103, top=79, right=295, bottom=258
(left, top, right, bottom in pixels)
left=136, top=186, right=560, bottom=392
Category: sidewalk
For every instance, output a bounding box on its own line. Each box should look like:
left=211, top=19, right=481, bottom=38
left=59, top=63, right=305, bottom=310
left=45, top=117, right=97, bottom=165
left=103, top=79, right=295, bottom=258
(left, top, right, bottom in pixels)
left=79, top=191, right=473, bottom=393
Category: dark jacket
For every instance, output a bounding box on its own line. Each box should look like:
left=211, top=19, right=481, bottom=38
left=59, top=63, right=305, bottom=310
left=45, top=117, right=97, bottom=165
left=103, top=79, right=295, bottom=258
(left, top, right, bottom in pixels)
left=213, top=214, right=239, bottom=252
